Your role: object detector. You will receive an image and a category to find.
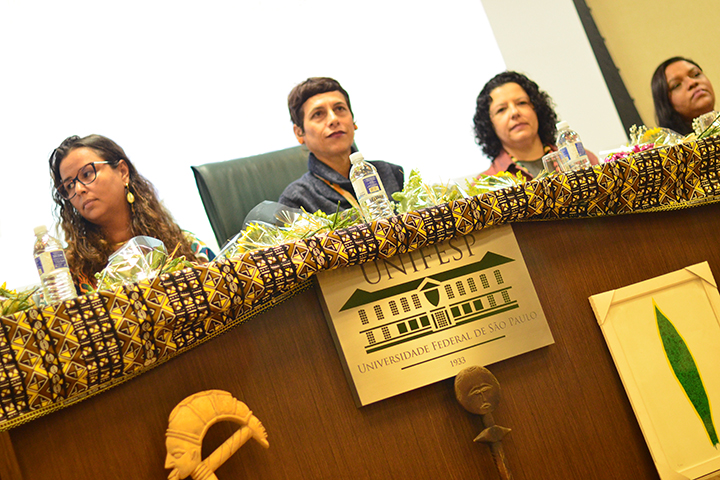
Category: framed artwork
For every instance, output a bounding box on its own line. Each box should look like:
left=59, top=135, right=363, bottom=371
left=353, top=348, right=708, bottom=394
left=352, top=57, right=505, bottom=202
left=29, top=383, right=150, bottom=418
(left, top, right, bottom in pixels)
left=590, top=262, right=720, bottom=480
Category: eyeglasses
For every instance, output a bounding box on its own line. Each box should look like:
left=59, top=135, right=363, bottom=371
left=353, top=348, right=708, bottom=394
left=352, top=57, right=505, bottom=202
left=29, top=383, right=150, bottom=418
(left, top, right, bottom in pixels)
left=57, top=161, right=110, bottom=200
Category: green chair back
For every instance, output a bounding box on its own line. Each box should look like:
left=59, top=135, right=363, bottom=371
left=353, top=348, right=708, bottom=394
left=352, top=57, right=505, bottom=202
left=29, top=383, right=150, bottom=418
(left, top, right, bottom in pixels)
left=191, top=145, right=309, bottom=247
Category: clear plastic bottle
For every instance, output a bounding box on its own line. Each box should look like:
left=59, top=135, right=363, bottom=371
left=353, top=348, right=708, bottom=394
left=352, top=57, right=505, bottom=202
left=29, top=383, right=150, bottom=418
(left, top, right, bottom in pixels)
left=33, top=225, right=77, bottom=304
left=555, top=120, right=591, bottom=171
left=349, top=152, right=395, bottom=222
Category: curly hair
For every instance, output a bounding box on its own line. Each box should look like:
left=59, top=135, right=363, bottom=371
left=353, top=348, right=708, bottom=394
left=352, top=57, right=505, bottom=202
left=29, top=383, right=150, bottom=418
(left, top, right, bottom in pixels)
left=49, top=134, right=200, bottom=283
left=651, top=57, right=702, bottom=135
left=473, top=71, right=558, bottom=159
left=288, top=77, right=353, bottom=131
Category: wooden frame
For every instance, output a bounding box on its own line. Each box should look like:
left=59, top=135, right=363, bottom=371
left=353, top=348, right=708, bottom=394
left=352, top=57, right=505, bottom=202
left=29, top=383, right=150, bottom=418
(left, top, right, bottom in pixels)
left=591, top=262, right=720, bottom=480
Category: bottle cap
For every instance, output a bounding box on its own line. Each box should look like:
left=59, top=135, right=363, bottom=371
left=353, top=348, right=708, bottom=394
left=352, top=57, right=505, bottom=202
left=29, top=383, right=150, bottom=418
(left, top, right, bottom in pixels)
left=556, top=120, right=569, bottom=131
left=349, top=152, right=364, bottom=163
left=33, top=225, right=48, bottom=236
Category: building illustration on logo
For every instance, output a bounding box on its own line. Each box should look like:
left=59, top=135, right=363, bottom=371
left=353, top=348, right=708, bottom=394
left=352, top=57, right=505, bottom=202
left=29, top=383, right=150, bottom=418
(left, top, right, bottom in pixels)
left=339, top=252, right=518, bottom=354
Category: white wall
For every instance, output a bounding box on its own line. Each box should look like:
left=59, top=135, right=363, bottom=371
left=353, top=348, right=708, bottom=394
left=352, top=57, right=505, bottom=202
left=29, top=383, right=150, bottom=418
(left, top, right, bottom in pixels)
left=0, top=0, right=504, bottom=288
left=481, top=0, right=627, bottom=154
left=0, top=0, right=624, bottom=289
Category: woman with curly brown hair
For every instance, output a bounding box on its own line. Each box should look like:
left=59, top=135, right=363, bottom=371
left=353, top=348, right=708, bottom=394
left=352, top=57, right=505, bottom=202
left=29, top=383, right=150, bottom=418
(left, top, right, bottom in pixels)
left=473, top=71, right=597, bottom=179
left=49, top=134, right=214, bottom=293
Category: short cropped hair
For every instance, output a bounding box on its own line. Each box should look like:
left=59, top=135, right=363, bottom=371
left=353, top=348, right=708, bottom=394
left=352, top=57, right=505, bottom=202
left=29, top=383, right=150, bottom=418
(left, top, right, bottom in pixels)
left=651, top=56, right=703, bottom=135
left=288, top=77, right=353, bottom=131
left=473, top=71, right=558, bottom=160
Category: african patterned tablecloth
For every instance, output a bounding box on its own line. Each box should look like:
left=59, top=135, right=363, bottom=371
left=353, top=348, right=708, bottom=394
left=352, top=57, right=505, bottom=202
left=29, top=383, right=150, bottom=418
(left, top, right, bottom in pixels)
left=1, top=136, right=719, bottom=430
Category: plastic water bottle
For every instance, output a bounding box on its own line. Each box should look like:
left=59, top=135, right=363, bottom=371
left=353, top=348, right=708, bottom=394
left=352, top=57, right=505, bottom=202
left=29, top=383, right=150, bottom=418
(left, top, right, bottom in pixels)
left=349, top=152, right=395, bottom=222
left=556, top=121, right=591, bottom=171
left=33, top=225, right=77, bottom=304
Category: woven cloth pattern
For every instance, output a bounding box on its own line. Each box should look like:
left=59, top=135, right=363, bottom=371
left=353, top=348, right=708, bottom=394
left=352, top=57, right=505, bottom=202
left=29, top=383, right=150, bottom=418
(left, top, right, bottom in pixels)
left=2, top=136, right=719, bottom=430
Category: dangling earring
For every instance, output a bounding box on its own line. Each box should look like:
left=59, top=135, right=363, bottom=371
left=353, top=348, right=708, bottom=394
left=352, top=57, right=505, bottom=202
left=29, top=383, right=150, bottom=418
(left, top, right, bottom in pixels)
left=125, top=183, right=135, bottom=204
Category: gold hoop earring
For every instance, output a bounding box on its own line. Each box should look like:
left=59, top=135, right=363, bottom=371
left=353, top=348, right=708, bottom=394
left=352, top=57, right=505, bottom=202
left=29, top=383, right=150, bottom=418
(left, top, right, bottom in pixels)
left=125, top=183, right=135, bottom=204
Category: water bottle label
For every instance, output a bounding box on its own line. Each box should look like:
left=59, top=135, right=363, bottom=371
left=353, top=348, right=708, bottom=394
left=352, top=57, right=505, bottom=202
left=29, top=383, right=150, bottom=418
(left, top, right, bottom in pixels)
left=576, top=142, right=586, bottom=156
left=352, top=175, right=385, bottom=199
left=362, top=176, right=382, bottom=195
left=50, top=250, right=69, bottom=269
left=35, top=250, right=68, bottom=275
left=559, top=146, right=572, bottom=162
left=559, top=143, right=589, bottom=170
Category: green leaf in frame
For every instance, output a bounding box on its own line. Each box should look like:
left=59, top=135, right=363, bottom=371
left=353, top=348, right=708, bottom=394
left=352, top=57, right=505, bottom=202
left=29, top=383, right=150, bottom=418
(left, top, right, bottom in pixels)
left=654, top=300, right=719, bottom=446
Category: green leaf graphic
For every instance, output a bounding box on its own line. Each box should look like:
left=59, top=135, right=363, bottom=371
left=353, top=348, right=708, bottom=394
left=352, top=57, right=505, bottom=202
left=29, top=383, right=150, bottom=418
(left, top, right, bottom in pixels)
left=655, top=300, right=719, bottom=446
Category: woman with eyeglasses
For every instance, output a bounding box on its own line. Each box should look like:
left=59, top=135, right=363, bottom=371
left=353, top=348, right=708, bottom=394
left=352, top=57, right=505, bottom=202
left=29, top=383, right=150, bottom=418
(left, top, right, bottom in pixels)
left=49, top=134, right=214, bottom=293
left=474, top=71, right=598, bottom=179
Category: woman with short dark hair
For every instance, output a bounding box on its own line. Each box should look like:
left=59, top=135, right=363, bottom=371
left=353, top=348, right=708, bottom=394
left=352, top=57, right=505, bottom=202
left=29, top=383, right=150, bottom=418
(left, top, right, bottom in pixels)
left=279, top=77, right=404, bottom=215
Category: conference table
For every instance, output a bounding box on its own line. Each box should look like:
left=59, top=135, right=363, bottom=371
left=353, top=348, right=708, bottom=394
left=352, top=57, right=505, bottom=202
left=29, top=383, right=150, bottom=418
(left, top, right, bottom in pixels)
left=1, top=137, right=719, bottom=479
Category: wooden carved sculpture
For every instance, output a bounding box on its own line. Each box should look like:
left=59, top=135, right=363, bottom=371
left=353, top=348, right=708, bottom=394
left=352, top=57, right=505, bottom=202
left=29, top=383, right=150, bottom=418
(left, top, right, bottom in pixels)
left=454, top=365, right=513, bottom=480
left=164, top=390, right=269, bottom=480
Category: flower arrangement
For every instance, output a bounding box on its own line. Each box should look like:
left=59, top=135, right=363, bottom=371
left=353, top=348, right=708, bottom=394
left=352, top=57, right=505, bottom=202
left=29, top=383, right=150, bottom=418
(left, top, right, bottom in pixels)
left=216, top=207, right=360, bottom=260
left=693, top=111, right=720, bottom=140
left=465, top=171, right=526, bottom=196
left=93, top=236, right=194, bottom=292
left=631, top=125, right=684, bottom=146
left=0, top=283, right=37, bottom=316
left=392, top=170, right=464, bottom=213
left=602, top=125, right=685, bottom=163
